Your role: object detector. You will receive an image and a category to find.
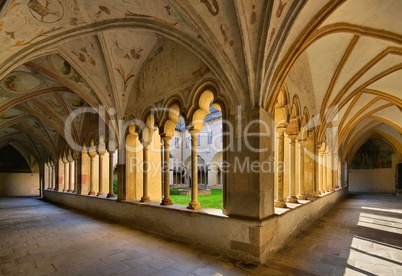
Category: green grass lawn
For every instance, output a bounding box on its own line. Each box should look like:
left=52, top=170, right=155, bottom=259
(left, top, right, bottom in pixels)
left=170, top=189, right=222, bottom=209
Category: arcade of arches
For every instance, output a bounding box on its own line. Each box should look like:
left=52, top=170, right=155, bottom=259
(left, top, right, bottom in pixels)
left=0, top=0, right=401, bottom=263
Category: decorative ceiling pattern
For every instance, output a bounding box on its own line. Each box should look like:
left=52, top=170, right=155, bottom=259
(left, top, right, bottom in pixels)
left=0, top=0, right=400, bottom=166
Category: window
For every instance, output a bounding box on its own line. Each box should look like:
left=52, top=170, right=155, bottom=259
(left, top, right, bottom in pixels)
left=175, top=137, right=179, bottom=148
left=207, top=131, right=213, bottom=144
left=185, top=137, right=190, bottom=148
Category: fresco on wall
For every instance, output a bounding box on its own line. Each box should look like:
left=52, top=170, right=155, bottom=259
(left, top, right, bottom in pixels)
left=351, top=138, right=393, bottom=169
left=0, top=71, right=42, bottom=94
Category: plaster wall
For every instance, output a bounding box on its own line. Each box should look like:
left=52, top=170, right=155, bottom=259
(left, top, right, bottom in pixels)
left=349, top=168, right=395, bottom=193
left=0, top=173, right=39, bottom=196
left=127, top=39, right=209, bottom=116
left=43, top=188, right=347, bottom=263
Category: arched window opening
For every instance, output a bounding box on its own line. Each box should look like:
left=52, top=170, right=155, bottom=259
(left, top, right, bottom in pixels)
left=169, top=101, right=224, bottom=210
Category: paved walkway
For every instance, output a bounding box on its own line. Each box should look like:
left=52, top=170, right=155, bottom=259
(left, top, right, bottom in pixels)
left=265, top=193, right=402, bottom=275
left=0, top=194, right=401, bottom=275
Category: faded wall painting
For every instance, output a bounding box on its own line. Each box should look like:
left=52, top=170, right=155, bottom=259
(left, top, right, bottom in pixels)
left=351, top=138, right=394, bottom=169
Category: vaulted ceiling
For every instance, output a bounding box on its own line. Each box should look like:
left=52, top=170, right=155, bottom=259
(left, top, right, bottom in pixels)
left=0, top=0, right=401, bottom=169
left=267, top=0, right=402, bottom=161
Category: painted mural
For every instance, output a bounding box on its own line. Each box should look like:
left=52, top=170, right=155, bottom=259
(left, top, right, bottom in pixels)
left=0, top=71, right=42, bottom=94
left=351, top=138, right=394, bottom=169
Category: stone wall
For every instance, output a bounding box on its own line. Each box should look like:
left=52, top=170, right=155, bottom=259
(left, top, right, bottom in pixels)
left=43, top=188, right=348, bottom=264
left=349, top=168, right=395, bottom=193
left=0, top=173, right=40, bottom=196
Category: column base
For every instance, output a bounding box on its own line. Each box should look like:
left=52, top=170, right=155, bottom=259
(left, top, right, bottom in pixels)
left=97, top=192, right=105, bottom=196
left=161, top=198, right=173, bottom=206
left=297, top=194, right=307, bottom=200
left=67, top=189, right=73, bottom=193
left=287, top=196, right=298, bottom=203
left=187, top=201, right=201, bottom=210
left=88, top=191, right=96, bottom=196
left=140, top=196, right=151, bottom=203
left=274, top=199, right=287, bottom=208
left=106, top=193, right=116, bottom=198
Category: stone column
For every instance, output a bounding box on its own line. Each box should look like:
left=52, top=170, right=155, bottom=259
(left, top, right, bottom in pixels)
left=188, top=129, right=201, bottom=210
left=274, top=127, right=287, bottom=208
left=224, top=107, right=275, bottom=219
left=88, top=140, right=97, bottom=196
left=287, top=134, right=298, bottom=203
left=336, top=155, right=341, bottom=189
left=326, top=148, right=333, bottom=192
left=97, top=136, right=106, bottom=196
left=62, top=154, right=69, bottom=192
left=107, top=139, right=116, bottom=198
left=161, top=135, right=173, bottom=205
left=318, top=145, right=324, bottom=194
left=46, top=162, right=51, bottom=189
left=322, top=149, right=328, bottom=193
left=67, top=151, right=74, bottom=192
left=117, top=145, right=126, bottom=201
left=51, top=161, right=55, bottom=190
left=140, top=141, right=151, bottom=202
left=80, top=143, right=90, bottom=195
left=72, top=151, right=79, bottom=193
left=297, top=135, right=307, bottom=200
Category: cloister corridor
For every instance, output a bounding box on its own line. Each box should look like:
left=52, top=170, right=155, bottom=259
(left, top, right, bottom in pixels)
left=0, top=193, right=401, bottom=276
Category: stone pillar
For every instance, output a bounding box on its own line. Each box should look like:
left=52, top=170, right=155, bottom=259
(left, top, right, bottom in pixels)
left=88, top=139, right=97, bottom=196
left=46, top=162, right=51, bottom=189
left=117, top=145, right=126, bottom=201
left=188, top=129, right=201, bottom=210
left=80, top=143, right=90, bottom=195
left=67, top=151, right=74, bottom=192
left=336, top=155, right=342, bottom=189
left=274, top=127, right=287, bottom=208
left=51, top=161, right=55, bottom=190
left=97, top=136, right=106, bottom=196
left=326, top=148, right=333, bottom=192
left=161, top=135, right=173, bottom=205
left=297, top=135, right=307, bottom=200
left=224, top=107, right=275, bottom=219
left=107, top=139, right=116, bottom=198
left=72, top=151, right=79, bottom=193
left=140, top=141, right=151, bottom=202
left=322, top=149, right=328, bottom=193
left=318, top=145, right=324, bottom=194
left=62, top=155, right=69, bottom=192
left=287, top=134, right=298, bottom=203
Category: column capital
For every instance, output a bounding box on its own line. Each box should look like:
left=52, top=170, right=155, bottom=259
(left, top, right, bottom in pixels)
left=88, top=139, right=97, bottom=158
left=160, top=134, right=173, bottom=142
left=108, top=139, right=116, bottom=154
left=62, top=154, right=69, bottom=164
left=287, top=133, right=298, bottom=142
left=88, top=148, right=97, bottom=158
left=275, top=126, right=287, bottom=136
left=188, top=128, right=200, bottom=136
left=67, top=150, right=74, bottom=163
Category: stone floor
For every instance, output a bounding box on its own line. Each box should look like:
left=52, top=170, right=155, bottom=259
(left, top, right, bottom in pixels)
left=0, top=193, right=401, bottom=275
